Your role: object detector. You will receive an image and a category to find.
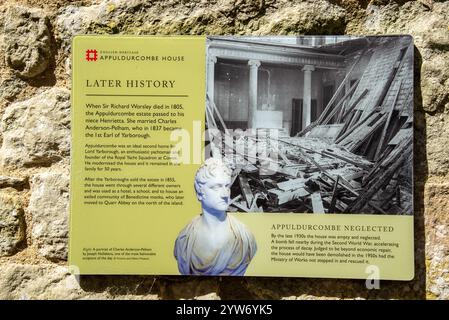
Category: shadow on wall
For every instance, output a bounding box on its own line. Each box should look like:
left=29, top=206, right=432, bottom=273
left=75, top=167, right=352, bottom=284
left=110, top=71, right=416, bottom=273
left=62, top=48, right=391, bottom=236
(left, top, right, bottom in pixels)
left=77, top=46, right=427, bottom=300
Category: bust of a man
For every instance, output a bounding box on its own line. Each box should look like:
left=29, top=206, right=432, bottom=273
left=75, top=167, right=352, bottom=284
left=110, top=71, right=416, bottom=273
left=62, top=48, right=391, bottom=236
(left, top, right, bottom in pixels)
left=174, top=157, right=257, bottom=276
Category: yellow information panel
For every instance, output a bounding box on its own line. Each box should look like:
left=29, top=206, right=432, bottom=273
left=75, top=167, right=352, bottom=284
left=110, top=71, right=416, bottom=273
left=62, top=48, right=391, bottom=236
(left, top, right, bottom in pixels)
left=70, top=36, right=414, bottom=280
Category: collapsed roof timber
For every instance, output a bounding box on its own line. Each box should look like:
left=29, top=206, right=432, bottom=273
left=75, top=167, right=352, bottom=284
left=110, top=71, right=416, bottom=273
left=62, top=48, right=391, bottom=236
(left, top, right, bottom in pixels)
left=205, top=36, right=413, bottom=215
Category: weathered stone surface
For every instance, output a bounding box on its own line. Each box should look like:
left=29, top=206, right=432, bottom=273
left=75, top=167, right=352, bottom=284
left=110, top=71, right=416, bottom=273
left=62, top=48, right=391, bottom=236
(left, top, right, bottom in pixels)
left=158, top=277, right=220, bottom=299
left=76, top=274, right=160, bottom=299
left=424, top=182, right=449, bottom=300
left=55, top=0, right=114, bottom=51
left=3, top=6, right=51, bottom=78
left=0, top=87, right=71, bottom=169
left=0, top=189, right=25, bottom=256
left=28, top=171, right=69, bottom=260
left=255, top=0, right=346, bottom=34
left=55, top=0, right=346, bottom=51
left=195, top=292, right=220, bottom=300
left=0, top=263, right=162, bottom=299
left=426, top=111, right=449, bottom=177
left=0, top=263, right=82, bottom=299
left=420, top=53, right=449, bottom=113
left=0, top=77, right=27, bottom=101
left=0, top=175, right=28, bottom=190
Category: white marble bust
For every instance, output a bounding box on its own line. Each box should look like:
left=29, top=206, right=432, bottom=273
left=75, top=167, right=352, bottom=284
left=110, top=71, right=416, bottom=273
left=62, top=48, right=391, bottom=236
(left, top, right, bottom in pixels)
left=174, top=157, right=257, bottom=275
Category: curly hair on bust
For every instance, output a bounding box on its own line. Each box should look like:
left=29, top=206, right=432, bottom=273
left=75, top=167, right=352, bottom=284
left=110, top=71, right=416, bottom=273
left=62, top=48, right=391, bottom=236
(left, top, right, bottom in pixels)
left=194, top=157, right=232, bottom=197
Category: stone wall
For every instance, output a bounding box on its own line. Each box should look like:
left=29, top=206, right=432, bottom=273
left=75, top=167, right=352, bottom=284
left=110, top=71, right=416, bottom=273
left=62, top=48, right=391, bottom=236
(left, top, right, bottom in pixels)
left=0, top=0, right=448, bottom=300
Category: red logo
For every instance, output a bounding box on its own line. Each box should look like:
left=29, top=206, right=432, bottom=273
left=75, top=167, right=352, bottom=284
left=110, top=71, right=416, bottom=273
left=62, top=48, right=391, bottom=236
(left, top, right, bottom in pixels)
left=85, top=49, right=98, bottom=61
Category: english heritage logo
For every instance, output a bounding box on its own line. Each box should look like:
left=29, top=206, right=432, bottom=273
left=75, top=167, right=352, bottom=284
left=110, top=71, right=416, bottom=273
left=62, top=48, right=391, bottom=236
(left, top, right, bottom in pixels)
left=85, top=49, right=98, bottom=62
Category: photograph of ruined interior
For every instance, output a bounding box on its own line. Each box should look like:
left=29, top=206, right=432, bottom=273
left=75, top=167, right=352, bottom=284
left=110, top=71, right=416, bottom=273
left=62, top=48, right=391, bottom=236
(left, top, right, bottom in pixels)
left=205, top=36, right=413, bottom=215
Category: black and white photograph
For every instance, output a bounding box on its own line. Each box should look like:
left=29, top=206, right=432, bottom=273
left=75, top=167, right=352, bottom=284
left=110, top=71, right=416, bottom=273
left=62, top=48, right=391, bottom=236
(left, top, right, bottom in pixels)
left=205, top=35, right=413, bottom=215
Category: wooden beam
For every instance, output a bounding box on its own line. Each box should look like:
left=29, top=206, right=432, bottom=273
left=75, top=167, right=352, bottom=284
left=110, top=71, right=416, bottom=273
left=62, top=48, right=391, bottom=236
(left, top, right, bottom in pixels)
left=274, top=145, right=293, bottom=165
left=368, top=202, right=387, bottom=214
left=359, top=132, right=375, bottom=157
left=316, top=52, right=365, bottom=125
left=322, top=79, right=360, bottom=125
left=230, top=166, right=242, bottom=186
left=241, top=163, right=258, bottom=173
left=311, top=192, right=325, bottom=213
left=230, top=200, right=251, bottom=212
left=362, top=145, right=393, bottom=185
left=238, top=175, right=254, bottom=208
left=388, top=128, right=411, bottom=147
left=268, top=187, right=309, bottom=206
left=207, top=94, right=227, bottom=131
left=396, top=186, right=401, bottom=208
left=347, top=137, right=412, bottom=212
left=336, top=175, right=360, bottom=197
left=277, top=178, right=306, bottom=191
left=337, top=109, right=362, bottom=140
left=374, top=80, right=403, bottom=161
left=230, top=194, right=242, bottom=205
left=205, top=98, right=217, bottom=128
left=290, top=144, right=360, bottom=198
left=335, top=108, right=378, bottom=144
left=348, top=114, right=388, bottom=152
left=341, top=89, right=369, bottom=120
left=276, top=166, right=299, bottom=177
left=377, top=187, right=397, bottom=209
left=322, top=149, right=372, bottom=170
left=328, top=176, right=340, bottom=213
left=249, top=193, right=264, bottom=212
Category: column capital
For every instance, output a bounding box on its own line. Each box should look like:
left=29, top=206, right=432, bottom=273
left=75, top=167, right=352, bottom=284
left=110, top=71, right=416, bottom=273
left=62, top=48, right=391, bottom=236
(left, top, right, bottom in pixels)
left=208, top=56, right=217, bottom=64
left=302, top=65, right=315, bottom=72
left=248, top=60, right=261, bottom=68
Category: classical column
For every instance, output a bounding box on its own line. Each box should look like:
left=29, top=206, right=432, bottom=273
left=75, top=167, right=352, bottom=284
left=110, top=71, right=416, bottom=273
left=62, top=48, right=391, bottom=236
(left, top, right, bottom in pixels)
left=206, top=56, right=217, bottom=103
left=248, top=60, right=261, bottom=129
left=302, top=65, right=315, bottom=128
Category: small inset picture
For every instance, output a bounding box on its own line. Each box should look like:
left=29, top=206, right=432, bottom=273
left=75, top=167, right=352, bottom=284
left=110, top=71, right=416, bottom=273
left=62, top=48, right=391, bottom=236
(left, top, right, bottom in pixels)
left=205, top=36, right=413, bottom=215
left=174, top=158, right=257, bottom=275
